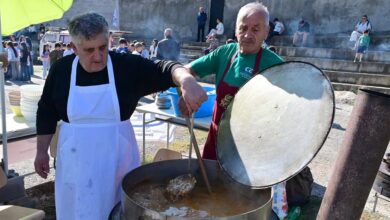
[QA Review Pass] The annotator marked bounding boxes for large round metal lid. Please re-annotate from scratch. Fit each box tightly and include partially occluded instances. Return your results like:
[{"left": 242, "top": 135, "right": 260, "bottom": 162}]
[{"left": 217, "top": 61, "right": 335, "bottom": 188}]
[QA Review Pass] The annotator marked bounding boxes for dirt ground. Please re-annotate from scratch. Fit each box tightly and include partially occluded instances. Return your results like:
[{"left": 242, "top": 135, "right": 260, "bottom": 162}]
[{"left": 3, "top": 67, "right": 390, "bottom": 219}]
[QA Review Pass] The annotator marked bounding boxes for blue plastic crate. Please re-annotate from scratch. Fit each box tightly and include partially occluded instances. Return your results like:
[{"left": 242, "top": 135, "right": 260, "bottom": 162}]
[{"left": 166, "top": 86, "right": 216, "bottom": 118}]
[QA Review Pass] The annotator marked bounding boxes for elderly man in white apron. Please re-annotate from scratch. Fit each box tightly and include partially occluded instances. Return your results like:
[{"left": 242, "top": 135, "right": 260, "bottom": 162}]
[{"left": 34, "top": 12, "right": 206, "bottom": 220}]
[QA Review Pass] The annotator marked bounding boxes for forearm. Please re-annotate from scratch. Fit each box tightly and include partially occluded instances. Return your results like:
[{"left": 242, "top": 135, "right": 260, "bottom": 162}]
[
  {"left": 37, "top": 134, "right": 53, "bottom": 154},
  {"left": 172, "top": 66, "right": 197, "bottom": 87}
]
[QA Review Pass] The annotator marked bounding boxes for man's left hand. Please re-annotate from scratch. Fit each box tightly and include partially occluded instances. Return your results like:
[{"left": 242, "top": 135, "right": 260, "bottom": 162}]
[
  {"left": 180, "top": 76, "right": 207, "bottom": 114},
  {"left": 172, "top": 67, "right": 207, "bottom": 115}
]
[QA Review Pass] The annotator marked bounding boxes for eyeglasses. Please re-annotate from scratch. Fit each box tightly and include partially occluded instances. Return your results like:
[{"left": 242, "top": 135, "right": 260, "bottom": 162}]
[{"left": 362, "top": 17, "right": 367, "bottom": 20}]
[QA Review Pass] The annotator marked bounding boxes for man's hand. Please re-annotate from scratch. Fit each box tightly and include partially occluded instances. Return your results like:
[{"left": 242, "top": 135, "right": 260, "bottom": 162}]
[
  {"left": 34, "top": 151, "right": 50, "bottom": 179},
  {"left": 35, "top": 134, "right": 54, "bottom": 179},
  {"left": 172, "top": 67, "right": 207, "bottom": 115}
]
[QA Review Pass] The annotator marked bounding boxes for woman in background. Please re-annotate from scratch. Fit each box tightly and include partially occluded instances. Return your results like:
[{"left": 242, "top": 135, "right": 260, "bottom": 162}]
[
  {"left": 349, "top": 15, "right": 371, "bottom": 49},
  {"left": 149, "top": 39, "right": 158, "bottom": 61},
  {"left": 41, "top": 44, "right": 50, "bottom": 80},
  {"left": 5, "top": 41, "right": 20, "bottom": 80},
  {"left": 19, "top": 42, "right": 32, "bottom": 81}
]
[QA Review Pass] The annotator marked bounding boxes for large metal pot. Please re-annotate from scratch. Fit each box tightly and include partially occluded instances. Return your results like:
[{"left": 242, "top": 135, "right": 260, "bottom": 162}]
[
  {"left": 120, "top": 61, "right": 335, "bottom": 220},
  {"left": 121, "top": 159, "right": 273, "bottom": 219}
]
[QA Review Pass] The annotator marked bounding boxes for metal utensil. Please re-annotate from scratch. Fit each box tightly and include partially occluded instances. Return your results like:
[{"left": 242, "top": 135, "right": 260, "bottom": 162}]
[
  {"left": 185, "top": 114, "right": 212, "bottom": 194},
  {"left": 166, "top": 114, "right": 212, "bottom": 200}
]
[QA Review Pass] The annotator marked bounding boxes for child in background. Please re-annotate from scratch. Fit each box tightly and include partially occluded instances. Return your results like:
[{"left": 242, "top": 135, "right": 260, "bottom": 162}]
[{"left": 354, "top": 30, "right": 370, "bottom": 63}]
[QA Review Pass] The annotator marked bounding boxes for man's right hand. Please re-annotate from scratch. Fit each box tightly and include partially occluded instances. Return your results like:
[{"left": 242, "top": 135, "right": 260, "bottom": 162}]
[
  {"left": 35, "top": 134, "right": 54, "bottom": 178},
  {"left": 34, "top": 151, "right": 50, "bottom": 179}
]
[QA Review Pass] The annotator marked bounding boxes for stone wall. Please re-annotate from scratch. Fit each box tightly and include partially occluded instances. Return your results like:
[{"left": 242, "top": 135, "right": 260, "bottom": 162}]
[
  {"left": 48, "top": 0, "right": 120, "bottom": 30},
  {"left": 224, "top": 0, "right": 389, "bottom": 37},
  {"left": 119, "top": 0, "right": 209, "bottom": 41},
  {"left": 48, "top": 0, "right": 389, "bottom": 40}
]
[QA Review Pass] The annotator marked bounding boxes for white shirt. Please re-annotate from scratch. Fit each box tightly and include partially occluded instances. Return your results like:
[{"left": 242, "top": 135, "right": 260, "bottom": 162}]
[
  {"left": 216, "top": 23, "right": 224, "bottom": 35},
  {"left": 149, "top": 45, "right": 158, "bottom": 58},
  {"left": 274, "top": 21, "right": 285, "bottom": 34},
  {"left": 7, "top": 48, "right": 18, "bottom": 61},
  {"left": 355, "top": 21, "right": 371, "bottom": 33},
  {"left": 63, "top": 49, "right": 74, "bottom": 57}
]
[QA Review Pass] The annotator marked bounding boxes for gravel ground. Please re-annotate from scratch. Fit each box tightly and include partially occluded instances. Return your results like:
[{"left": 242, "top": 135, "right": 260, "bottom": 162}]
[{"left": 2, "top": 66, "right": 390, "bottom": 219}]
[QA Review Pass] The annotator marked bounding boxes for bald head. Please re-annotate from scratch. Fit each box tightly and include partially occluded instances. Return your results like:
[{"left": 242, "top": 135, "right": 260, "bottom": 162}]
[{"left": 164, "top": 28, "right": 173, "bottom": 38}]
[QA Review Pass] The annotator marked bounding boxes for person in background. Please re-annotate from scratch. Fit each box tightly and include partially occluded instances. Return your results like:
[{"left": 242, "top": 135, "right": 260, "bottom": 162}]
[
  {"left": 292, "top": 18, "right": 310, "bottom": 47},
  {"left": 266, "top": 20, "right": 275, "bottom": 42},
  {"left": 18, "top": 35, "right": 26, "bottom": 45},
  {"left": 19, "top": 42, "right": 32, "bottom": 81},
  {"left": 27, "top": 24, "right": 37, "bottom": 40},
  {"left": 207, "top": 18, "right": 224, "bottom": 38},
  {"left": 140, "top": 42, "right": 149, "bottom": 59},
  {"left": 5, "top": 41, "right": 20, "bottom": 80},
  {"left": 10, "top": 35, "right": 17, "bottom": 42},
  {"left": 34, "top": 12, "right": 206, "bottom": 220},
  {"left": 349, "top": 15, "right": 371, "bottom": 49},
  {"left": 272, "top": 18, "right": 285, "bottom": 36},
  {"left": 266, "top": 18, "right": 285, "bottom": 43},
  {"left": 38, "top": 24, "right": 46, "bottom": 40},
  {"left": 128, "top": 43, "right": 135, "bottom": 53},
  {"left": 116, "top": 38, "right": 129, "bottom": 54},
  {"left": 149, "top": 39, "right": 158, "bottom": 60},
  {"left": 353, "top": 30, "right": 370, "bottom": 63},
  {"left": 25, "top": 36, "right": 33, "bottom": 51},
  {"left": 49, "top": 42, "right": 63, "bottom": 66},
  {"left": 204, "top": 33, "right": 219, "bottom": 55},
  {"left": 197, "top": 6, "right": 207, "bottom": 42},
  {"left": 63, "top": 43, "right": 74, "bottom": 57},
  {"left": 132, "top": 42, "right": 143, "bottom": 55},
  {"left": 40, "top": 44, "right": 50, "bottom": 80},
  {"left": 61, "top": 43, "right": 66, "bottom": 53},
  {"left": 157, "top": 28, "right": 180, "bottom": 61}
]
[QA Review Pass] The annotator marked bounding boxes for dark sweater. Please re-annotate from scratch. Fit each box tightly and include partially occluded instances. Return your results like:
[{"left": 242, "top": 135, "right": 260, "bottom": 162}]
[{"left": 37, "top": 51, "right": 180, "bottom": 135}]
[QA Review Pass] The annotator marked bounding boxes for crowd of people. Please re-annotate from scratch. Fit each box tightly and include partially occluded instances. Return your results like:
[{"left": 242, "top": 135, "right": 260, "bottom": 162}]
[
  {"left": 2, "top": 35, "right": 34, "bottom": 81},
  {"left": 2, "top": 35, "right": 76, "bottom": 81},
  {"left": 108, "top": 28, "right": 180, "bottom": 62}
]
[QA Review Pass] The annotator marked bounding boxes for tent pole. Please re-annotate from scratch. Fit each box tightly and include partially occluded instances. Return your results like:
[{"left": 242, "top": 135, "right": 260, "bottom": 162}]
[{"left": 0, "top": 14, "right": 9, "bottom": 176}]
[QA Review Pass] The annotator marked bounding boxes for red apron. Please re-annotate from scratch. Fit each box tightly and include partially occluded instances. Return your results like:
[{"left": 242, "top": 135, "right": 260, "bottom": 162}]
[{"left": 202, "top": 48, "right": 263, "bottom": 160}]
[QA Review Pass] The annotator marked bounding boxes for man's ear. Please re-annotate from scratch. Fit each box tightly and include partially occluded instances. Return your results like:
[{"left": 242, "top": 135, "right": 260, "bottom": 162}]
[{"left": 70, "top": 42, "right": 78, "bottom": 55}]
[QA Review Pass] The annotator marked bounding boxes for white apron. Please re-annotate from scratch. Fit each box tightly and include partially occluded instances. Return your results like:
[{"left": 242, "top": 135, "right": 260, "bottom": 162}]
[{"left": 55, "top": 55, "right": 140, "bottom": 220}]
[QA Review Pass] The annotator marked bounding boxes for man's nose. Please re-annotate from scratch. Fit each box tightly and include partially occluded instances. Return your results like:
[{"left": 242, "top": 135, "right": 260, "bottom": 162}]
[
  {"left": 92, "top": 50, "right": 103, "bottom": 61},
  {"left": 243, "top": 31, "right": 252, "bottom": 38}
]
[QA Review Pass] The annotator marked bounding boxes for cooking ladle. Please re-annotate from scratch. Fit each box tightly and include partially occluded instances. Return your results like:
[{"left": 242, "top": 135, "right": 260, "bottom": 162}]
[
  {"left": 166, "top": 114, "right": 212, "bottom": 200},
  {"left": 185, "top": 114, "right": 212, "bottom": 194}
]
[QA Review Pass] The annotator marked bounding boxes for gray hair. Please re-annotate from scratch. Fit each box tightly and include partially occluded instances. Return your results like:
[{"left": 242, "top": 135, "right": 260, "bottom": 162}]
[
  {"left": 236, "top": 2, "right": 269, "bottom": 27},
  {"left": 164, "top": 28, "right": 173, "bottom": 38},
  {"left": 68, "top": 12, "right": 109, "bottom": 45}
]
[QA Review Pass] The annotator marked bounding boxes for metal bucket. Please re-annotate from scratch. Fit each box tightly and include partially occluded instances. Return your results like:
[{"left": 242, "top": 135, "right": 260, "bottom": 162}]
[{"left": 121, "top": 159, "right": 273, "bottom": 219}]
